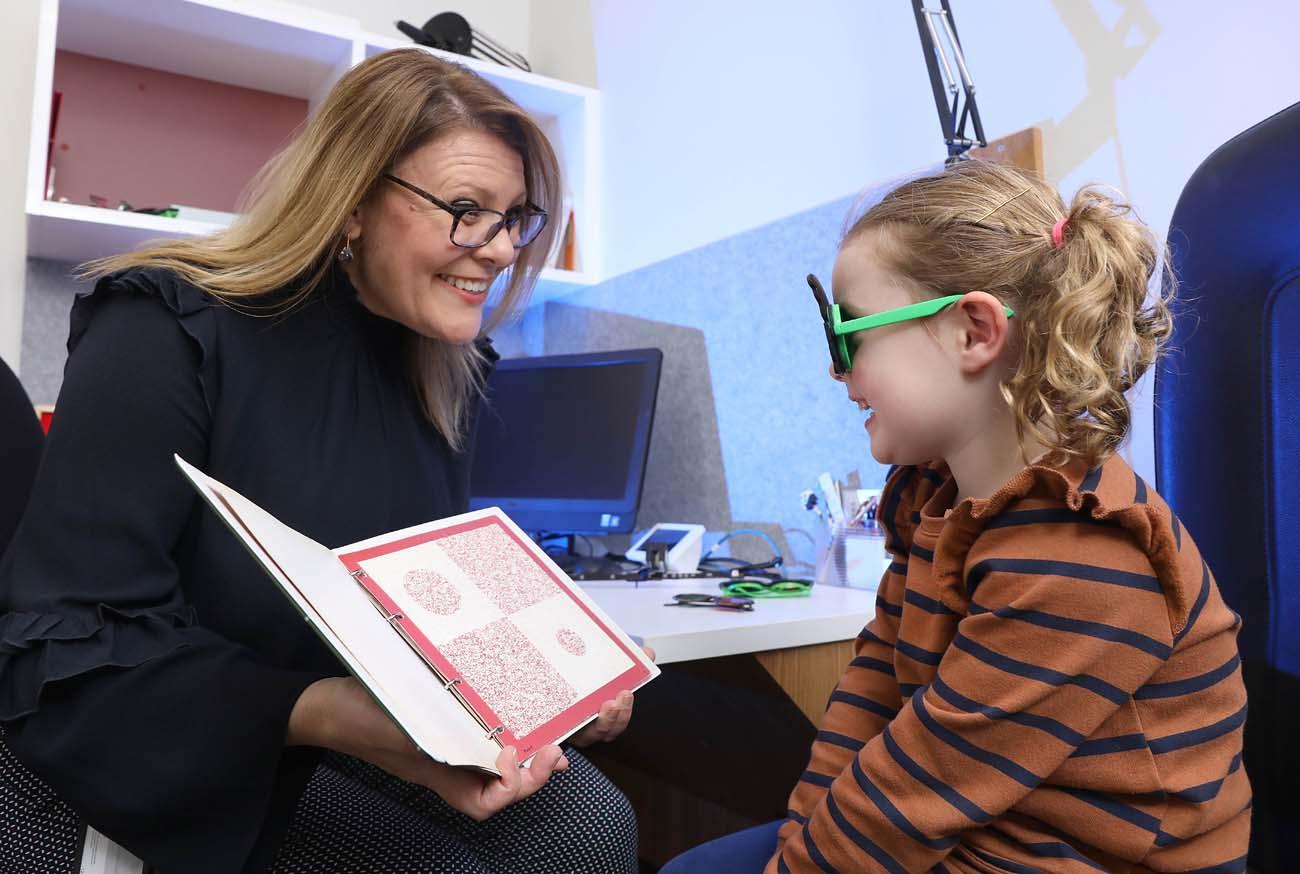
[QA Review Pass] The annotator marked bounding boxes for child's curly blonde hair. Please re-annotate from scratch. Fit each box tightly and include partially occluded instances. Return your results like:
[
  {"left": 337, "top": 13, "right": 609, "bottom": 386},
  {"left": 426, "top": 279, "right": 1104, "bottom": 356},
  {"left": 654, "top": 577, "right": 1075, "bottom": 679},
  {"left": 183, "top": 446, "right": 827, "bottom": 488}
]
[{"left": 843, "top": 160, "right": 1175, "bottom": 469}]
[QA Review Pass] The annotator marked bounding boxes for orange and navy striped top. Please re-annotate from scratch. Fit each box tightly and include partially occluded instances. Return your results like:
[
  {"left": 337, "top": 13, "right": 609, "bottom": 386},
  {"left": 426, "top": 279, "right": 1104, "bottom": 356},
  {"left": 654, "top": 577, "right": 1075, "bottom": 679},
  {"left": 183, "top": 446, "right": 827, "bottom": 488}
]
[{"left": 769, "top": 454, "right": 1250, "bottom": 873}]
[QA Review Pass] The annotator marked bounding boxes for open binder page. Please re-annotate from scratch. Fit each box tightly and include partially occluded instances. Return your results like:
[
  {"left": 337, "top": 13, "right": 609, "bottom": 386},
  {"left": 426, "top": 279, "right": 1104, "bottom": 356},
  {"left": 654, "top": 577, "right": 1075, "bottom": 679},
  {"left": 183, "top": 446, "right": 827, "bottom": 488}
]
[
  {"left": 174, "top": 456, "right": 502, "bottom": 773},
  {"left": 337, "top": 509, "right": 659, "bottom": 758}
]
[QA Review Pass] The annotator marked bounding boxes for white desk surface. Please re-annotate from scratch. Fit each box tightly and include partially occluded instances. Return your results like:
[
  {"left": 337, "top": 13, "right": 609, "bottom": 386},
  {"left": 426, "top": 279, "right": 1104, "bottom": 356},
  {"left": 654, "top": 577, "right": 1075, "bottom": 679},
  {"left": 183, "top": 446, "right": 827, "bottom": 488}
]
[{"left": 578, "top": 577, "right": 879, "bottom": 664}]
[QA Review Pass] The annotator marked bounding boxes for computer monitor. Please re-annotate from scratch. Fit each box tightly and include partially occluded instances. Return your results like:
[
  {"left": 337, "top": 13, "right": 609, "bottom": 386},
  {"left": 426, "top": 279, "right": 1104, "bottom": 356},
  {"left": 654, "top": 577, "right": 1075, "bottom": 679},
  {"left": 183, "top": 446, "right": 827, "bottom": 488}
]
[{"left": 468, "top": 348, "right": 663, "bottom": 537}]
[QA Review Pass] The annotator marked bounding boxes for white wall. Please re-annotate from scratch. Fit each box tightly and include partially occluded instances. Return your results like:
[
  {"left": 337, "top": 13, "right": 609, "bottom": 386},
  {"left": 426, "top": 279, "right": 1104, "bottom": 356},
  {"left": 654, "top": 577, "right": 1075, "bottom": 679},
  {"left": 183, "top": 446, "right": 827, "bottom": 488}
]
[
  {"left": 591, "top": 0, "right": 1300, "bottom": 481},
  {"left": 0, "top": 2, "right": 40, "bottom": 372},
  {"left": 591, "top": 0, "right": 935, "bottom": 278},
  {"left": 529, "top": 0, "right": 597, "bottom": 87}
]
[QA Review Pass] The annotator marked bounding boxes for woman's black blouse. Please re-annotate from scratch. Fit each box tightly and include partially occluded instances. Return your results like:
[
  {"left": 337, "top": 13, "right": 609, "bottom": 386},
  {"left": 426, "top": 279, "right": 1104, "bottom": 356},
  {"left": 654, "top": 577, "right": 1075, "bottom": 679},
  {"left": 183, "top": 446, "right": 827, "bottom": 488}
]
[{"left": 0, "top": 266, "right": 494, "bottom": 872}]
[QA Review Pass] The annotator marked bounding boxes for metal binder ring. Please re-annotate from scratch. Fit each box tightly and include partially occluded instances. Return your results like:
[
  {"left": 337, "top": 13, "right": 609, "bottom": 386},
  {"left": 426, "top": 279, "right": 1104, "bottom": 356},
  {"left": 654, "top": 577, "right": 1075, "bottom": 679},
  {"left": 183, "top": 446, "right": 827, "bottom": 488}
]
[
  {"left": 486, "top": 725, "right": 504, "bottom": 740},
  {"left": 445, "top": 677, "right": 462, "bottom": 690}
]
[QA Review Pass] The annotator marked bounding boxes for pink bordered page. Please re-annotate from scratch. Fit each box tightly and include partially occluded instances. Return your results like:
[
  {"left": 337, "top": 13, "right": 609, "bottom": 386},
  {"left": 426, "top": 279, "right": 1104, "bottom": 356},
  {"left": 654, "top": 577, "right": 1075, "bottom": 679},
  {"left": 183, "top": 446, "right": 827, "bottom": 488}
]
[
  {"left": 335, "top": 509, "right": 655, "bottom": 759},
  {"left": 174, "top": 455, "right": 657, "bottom": 775}
]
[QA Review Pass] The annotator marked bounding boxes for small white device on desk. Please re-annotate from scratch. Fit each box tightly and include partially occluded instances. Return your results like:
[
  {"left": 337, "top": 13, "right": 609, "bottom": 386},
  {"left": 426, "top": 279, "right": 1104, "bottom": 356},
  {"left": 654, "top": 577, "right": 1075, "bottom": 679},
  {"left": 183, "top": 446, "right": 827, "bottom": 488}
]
[{"left": 626, "top": 523, "right": 705, "bottom": 573}]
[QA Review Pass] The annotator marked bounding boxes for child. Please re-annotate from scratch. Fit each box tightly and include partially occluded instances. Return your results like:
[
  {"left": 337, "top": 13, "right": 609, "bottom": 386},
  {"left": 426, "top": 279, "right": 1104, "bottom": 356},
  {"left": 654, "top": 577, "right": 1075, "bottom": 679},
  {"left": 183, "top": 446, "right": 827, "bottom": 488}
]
[{"left": 662, "top": 161, "right": 1250, "bottom": 873}]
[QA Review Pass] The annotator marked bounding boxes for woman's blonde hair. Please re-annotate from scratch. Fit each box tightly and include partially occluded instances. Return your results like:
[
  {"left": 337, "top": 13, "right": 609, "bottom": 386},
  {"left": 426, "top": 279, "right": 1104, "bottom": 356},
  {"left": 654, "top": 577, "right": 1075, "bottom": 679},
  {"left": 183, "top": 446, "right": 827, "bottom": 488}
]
[
  {"left": 82, "top": 49, "right": 561, "bottom": 451},
  {"left": 843, "top": 160, "right": 1174, "bottom": 468}
]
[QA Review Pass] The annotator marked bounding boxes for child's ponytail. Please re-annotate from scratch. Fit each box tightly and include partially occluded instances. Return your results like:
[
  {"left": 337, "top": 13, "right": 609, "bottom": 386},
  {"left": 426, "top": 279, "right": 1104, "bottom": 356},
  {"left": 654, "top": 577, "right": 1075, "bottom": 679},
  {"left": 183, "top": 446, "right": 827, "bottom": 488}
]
[{"left": 1003, "top": 183, "right": 1175, "bottom": 466}]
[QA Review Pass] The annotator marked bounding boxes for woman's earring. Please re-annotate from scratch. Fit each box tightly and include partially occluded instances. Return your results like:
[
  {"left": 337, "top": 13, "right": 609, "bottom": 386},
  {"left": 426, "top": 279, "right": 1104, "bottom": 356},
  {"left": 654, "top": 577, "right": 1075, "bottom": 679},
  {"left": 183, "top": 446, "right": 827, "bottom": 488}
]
[{"left": 337, "top": 237, "right": 355, "bottom": 263}]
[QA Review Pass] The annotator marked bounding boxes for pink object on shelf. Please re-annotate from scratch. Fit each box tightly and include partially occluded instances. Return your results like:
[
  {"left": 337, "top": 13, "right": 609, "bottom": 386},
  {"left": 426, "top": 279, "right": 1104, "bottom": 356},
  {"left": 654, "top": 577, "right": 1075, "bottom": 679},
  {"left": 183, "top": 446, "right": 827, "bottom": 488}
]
[{"left": 50, "top": 50, "right": 308, "bottom": 212}]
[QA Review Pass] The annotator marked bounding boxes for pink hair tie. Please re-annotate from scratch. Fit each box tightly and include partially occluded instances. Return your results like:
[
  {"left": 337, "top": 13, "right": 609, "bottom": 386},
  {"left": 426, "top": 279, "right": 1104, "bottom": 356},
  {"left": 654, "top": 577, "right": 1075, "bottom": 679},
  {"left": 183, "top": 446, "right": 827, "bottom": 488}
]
[{"left": 1050, "top": 216, "right": 1069, "bottom": 248}]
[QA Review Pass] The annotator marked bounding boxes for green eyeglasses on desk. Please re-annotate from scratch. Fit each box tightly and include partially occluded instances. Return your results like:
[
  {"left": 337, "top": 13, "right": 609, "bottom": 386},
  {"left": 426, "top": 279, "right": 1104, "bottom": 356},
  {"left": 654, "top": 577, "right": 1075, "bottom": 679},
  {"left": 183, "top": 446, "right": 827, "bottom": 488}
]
[
  {"left": 719, "top": 579, "right": 812, "bottom": 598},
  {"left": 807, "top": 274, "right": 1015, "bottom": 376}
]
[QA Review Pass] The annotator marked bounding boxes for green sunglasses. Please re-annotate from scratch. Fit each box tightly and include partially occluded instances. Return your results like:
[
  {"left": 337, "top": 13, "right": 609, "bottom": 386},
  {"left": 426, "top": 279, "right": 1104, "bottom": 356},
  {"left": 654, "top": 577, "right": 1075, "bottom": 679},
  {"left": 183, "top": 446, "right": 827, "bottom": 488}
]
[
  {"left": 807, "top": 274, "right": 1015, "bottom": 375},
  {"left": 719, "top": 579, "right": 812, "bottom": 599}
]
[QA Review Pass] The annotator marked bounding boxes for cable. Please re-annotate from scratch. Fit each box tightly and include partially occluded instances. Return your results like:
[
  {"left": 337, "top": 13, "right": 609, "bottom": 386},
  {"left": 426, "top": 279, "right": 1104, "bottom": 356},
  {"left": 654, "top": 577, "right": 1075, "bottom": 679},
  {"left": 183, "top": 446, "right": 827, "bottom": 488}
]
[{"left": 701, "top": 528, "right": 783, "bottom": 567}]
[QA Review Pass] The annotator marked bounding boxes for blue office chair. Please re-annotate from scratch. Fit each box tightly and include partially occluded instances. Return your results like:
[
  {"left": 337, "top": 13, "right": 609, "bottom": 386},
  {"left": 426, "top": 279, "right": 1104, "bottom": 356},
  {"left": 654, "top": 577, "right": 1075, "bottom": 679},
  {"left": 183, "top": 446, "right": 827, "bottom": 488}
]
[{"left": 1154, "top": 101, "right": 1300, "bottom": 874}]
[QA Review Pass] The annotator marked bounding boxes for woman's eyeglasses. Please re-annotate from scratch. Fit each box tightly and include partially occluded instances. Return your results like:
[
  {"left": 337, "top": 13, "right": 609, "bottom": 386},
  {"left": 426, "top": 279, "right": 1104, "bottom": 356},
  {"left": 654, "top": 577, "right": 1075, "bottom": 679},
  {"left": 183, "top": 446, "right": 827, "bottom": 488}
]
[
  {"left": 807, "top": 273, "right": 1015, "bottom": 375},
  {"left": 384, "top": 174, "right": 548, "bottom": 250}
]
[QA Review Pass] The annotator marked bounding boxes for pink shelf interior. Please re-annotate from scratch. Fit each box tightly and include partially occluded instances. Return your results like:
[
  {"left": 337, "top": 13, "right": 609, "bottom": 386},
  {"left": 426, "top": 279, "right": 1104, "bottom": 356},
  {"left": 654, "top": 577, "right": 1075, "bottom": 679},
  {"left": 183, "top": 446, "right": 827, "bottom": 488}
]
[{"left": 49, "top": 49, "right": 309, "bottom": 213}]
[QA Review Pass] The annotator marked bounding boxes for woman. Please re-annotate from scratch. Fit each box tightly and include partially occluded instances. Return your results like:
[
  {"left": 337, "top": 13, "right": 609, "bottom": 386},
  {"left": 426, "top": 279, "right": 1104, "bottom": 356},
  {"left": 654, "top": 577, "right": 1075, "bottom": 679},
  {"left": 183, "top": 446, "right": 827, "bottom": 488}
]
[{"left": 0, "top": 50, "right": 639, "bottom": 873}]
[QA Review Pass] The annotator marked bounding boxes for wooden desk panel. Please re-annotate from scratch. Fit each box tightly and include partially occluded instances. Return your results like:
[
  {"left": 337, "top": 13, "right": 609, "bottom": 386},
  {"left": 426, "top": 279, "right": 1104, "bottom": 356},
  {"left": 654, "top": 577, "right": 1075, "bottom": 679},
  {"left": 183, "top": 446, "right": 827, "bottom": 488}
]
[{"left": 755, "top": 638, "right": 856, "bottom": 726}]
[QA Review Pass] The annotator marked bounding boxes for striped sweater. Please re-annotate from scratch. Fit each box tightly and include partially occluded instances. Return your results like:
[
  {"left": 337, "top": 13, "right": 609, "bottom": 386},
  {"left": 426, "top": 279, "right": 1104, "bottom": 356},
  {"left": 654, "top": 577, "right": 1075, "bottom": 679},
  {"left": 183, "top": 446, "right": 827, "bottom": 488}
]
[{"left": 769, "top": 455, "right": 1250, "bottom": 873}]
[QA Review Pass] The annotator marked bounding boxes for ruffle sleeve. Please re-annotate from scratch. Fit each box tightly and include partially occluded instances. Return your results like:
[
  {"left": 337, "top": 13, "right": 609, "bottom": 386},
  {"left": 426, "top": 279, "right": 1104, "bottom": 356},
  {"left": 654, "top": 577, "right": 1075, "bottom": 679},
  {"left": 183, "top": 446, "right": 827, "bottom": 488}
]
[{"left": 0, "top": 267, "right": 324, "bottom": 873}]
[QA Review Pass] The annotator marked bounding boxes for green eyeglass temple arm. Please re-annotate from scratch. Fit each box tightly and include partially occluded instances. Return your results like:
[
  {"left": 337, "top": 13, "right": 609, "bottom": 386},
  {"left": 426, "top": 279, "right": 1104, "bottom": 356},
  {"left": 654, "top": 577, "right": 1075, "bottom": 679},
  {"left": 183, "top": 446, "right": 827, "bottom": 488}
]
[{"left": 833, "top": 295, "right": 1016, "bottom": 336}]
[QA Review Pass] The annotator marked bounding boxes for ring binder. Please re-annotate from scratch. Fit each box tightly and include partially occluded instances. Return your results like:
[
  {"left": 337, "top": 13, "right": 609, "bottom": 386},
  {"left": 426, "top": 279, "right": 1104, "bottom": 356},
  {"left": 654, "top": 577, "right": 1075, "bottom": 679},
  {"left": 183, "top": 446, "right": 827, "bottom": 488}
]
[{"left": 351, "top": 577, "right": 507, "bottom": 747}]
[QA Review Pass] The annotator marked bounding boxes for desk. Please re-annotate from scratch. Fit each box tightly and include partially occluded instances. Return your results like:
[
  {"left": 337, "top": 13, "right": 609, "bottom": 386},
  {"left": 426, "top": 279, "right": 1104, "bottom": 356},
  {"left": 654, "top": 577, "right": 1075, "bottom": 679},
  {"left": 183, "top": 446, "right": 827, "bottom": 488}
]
[
  {"left": 581, "top": 576, "right": 876, "bottom": 723},
  {"left": 579, "top": 576, "right": 878, "bottom": 664},
  {"left": 578, "top": 577, "right": 878, "bottom": 865}
]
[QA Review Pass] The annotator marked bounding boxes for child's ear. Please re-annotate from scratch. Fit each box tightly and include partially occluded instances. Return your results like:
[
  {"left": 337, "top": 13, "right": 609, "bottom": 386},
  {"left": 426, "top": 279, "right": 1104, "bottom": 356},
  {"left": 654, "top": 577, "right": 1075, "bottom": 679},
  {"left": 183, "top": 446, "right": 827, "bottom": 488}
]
[{"left": 954, "top": 291, "right": 1011, "bottom": 375}]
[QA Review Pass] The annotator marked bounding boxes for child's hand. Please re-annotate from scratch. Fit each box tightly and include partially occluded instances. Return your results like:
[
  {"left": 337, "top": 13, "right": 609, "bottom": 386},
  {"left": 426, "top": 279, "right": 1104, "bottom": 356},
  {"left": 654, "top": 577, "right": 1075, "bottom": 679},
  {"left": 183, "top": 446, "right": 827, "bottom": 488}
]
[{"left": 569, "top": 645, "right": 654, "bottom": 747}]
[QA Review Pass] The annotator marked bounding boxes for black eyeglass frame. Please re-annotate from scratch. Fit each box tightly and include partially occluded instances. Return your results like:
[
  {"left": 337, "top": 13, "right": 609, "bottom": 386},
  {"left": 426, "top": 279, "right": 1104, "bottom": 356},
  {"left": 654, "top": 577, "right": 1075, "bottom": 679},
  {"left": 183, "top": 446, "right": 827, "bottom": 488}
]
[{"left": 383, "top": 173, "right": 548, "bottom": 250}]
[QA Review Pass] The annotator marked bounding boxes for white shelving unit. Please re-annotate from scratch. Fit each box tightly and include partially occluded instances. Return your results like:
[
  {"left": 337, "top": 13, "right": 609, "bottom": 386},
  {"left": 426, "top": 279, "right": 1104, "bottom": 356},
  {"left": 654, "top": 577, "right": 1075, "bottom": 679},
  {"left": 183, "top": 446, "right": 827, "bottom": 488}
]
[{"left": 26, "top": 0, "right": 601, "bottom": 305}]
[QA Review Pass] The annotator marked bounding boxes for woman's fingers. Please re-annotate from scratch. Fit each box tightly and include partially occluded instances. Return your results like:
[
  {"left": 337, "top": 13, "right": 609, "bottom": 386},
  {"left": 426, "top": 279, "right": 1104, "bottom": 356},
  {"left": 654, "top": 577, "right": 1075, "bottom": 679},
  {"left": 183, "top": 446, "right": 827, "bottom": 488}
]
[
  {"left": 472, "top": 746, "right": 523, "bottom": 818},
  {"left": 606, "top": 691, "right": 634, "bottom": 737},
  {"left": 515, "top": 744, "right": 565, "bottom": 800},
  {"left": 572, "top": 691, "right": 635, "bottom": 746}
]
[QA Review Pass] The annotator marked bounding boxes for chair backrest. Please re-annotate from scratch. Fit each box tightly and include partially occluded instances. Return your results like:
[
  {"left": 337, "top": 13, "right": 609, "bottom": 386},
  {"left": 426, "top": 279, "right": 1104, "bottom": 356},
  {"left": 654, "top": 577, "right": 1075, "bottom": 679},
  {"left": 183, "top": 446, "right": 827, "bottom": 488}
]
[
  {"left": 0, "top": 356, "right": 44, "bottom": 558},
  {"left": 1154, "top": 100, "right": 1300, "bottom": 874}
]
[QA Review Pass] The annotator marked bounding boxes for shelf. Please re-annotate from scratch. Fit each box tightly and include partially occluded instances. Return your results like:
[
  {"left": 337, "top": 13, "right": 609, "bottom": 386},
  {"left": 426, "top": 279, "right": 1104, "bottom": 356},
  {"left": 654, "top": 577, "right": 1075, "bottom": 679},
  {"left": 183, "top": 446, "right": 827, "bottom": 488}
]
[
  {"left": 25, "top": 199, "right": 594, "bottom": 304},
  {"left": 27, "top": 0, "right": 604, "bottom": 293},
  {"left": 58, "top": 0, "right": 357, "bottom": 104},
  {"left": 26, "top": 201, "right": 223, "bottom": 263}
]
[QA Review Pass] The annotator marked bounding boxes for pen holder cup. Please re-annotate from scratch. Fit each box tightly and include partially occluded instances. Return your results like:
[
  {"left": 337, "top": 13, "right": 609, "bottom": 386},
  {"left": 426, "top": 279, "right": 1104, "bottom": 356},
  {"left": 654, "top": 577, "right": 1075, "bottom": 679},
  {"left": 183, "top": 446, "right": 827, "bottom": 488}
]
[{"left": 815, "top": 523, "right": 887, "bottom": 590}]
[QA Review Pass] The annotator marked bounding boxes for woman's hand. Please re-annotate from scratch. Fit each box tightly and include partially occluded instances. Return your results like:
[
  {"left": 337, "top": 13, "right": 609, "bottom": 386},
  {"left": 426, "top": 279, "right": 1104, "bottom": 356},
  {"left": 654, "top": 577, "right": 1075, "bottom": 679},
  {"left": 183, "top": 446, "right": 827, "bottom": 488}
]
[
  {"left": 569, "top": 644, "right": 655, "bottom": 748},
  {"left": 422, "top": 743, "right": 567, "bottom": 822},
  {"left": 287, "top": 676, "right": 567, "bottom": 820}
]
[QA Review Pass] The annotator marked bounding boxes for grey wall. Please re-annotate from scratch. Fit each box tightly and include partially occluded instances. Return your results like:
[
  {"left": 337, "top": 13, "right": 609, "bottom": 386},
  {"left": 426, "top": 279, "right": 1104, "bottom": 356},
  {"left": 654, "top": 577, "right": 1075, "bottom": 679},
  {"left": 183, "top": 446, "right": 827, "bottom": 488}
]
[{"left": 20, "top": 259, "right": 84, "bottom": 406}]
